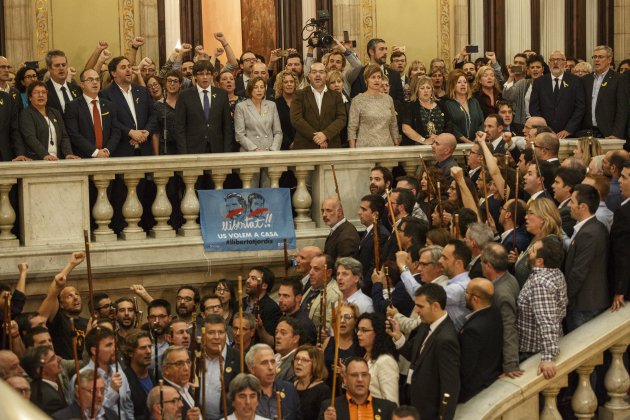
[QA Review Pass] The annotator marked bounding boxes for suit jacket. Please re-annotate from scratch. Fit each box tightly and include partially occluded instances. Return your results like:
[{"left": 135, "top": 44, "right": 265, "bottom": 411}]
[
  {"left": 290, "top": 86, "right": 347, "bottom": 149},
  {"left": 0, "top": 90, "right": 25, "bottom": 160},
  {"left": 31, "top": 380, "right": 68, "bottom": 415},
  {"left": 399, "top": 316, "right": 460, "bottom": 420},
  {"left": 356, "top": 224, "right": 389, "bottom": 295},
  {"left": 163, "top": 377, "right": 196, "bottom": 419},
  {"left": 529, "top": 72, "right": 585, "bottom": 135},
  {"left": 19, "top": 106, "right": 73, "bottom": 159},
  {"left": 559, "top": 201, "right": 576, "bottom": 237},
  {"left": 459, "top": 306, "right": 503, "bottom": 402},
  {"left": 301, "top": 280, "right": 342, "bottom": 331},
  {"left": 123, "top": 366, "right": 152, "bottom": 420},
  {"left": 235, "top": 74, "right": 247, "bottom": 98},
  {"left": 45, "top": 79, "right": 81, "bottom": 113},
  {"left": 492, "top": 271, "right": 520, "bottom": 373},
  {"left": 350, "top": 65, "right": 404, "bottom": 103},
  {"left": 581, "top": 70, "right": 629, "bottom": 138},
  {"left": 234, "top": 99, "right": 283, "bottom": 151},
  {"left": 324, "top": 220, "right": 360, "bottom": 262},
  {"left": 318, "top": 394, "right": 397, "bottom": 420},
  {"left": 501, "top": 226, "right": 530, "bottom": 254},
  {"left": 611, "top": 201, "right": 630, "bottom": 299},
  {"left": 468, "top": 257, "right": 483, "bottom": 279},
  {"left": 505, "top": 122, "right": 525, "bottom": 137},
  {"left": 175, "top": 86, "right": 234, "bottom": 154},
  {"left": 565, "top": 217, "right": 610, "bottom": 310},
  {"left": 52, "top": 401, "right": 118, "bottom": 420},
  {"left": 64, "top": 95, "right": 121, "bottom": 158},
  {"left": 99, "top": 82, "right": 158, "bottom": 156}
]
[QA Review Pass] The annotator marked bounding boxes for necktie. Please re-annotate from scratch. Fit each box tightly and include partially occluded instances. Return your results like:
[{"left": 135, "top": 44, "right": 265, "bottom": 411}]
[
  {"left": 203, "top": 89, "right": 210, "bottom": 120},
  {"left": 60, "top": 86, "right": 71, "bottom": 110},
  {"left": 92, "top": 100, "right": 103, "bottom": 149},
  {"left": 553, "top": 78, "right": 560, "bottom": 100}
]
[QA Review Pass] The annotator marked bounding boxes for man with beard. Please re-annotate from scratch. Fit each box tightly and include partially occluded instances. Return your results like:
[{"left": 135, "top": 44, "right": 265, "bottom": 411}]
[
  {"left": 462, "top": 61, "right": 476, "bottom": 84},
  {"left": 146, "top": 384, "right": 184, "bottom": 420},
  {"left": 147, "top": 299, "right": 172, "bottom": 376},
  {"left": 232, "top": 313, "right": 257, "bottom": 355},
  {"left": 114, "top": 297, "right": 138, "bottom": 340},
  {"left": 175, "top": 285, "right": 200, "bottom": 324},
  {"left": 277, "top": 278, "right": 316, "bottom": 345},
  {"left": 38, "top": 252, "right": 88, "bottom": 360},
  {"left": 91, "top": 292, "right": 116, "bottom": 322},
  {"left": 322, "top": 196, "right": 360, "bottom": 262},
  {"left": 124, "top": 331, "right": 154, "bottom": 420},
  {"left": 71, "top": 327, "right": 134, "bottom": 419},
  {"left": 350, "top": 37, "right": 404, "bottom": 102},
  {"left": 21, "top": 346, "right": 67, "bottom": 415},
  {"left": 369, "top": 165, "right": 393, "bottom": 198},
  {"left": 245, "top": 266, "right": 282, "bottom": 345}
]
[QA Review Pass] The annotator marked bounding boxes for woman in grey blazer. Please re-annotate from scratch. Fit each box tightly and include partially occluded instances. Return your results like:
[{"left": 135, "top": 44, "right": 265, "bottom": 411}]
[{"left": 234, "top": 76, "right": 283, "bottom": 187}]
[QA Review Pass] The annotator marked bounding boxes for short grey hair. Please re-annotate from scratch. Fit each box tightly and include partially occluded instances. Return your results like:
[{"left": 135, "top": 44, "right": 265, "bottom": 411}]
[
  {"left": 77, "top": 369, "right": 102, "bottom": 387},
  {"left": 161, "top": 345, "right": 187, "bottom": 368},
  {"left": 147, "top": 384, "right": 177, "bottom": 410},
  {"left": 228, "top": 373, "right": 262, "bottom": 401},
  {"left": 419, "top": 245, "right": 443, "bottom": 264},
  {"left": 335, "top": 257, "right": 363, "bottom": 277},
  {"left": 594, "top": 45, "right": 613, "bottom": 57},
  {"left": 245, "top": 343, "right": 273, "bottom": 370},
  {"left": 466, "top": 222, "right": 494, "bottom": 248},
  {"left": 480, "top": 242, "right": 509, "bottom": 272}
]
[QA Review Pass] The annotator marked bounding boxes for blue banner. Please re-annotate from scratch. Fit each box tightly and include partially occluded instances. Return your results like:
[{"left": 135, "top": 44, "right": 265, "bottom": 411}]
[{"left": 198, "top": 188, "right": 296, "bottom": 252}]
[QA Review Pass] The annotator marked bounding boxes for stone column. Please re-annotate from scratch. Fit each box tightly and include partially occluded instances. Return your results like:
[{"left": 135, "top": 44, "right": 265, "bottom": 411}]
[
  {"left": 150, "top": 172, "right": 176, "bottom": 239},
  {"left": 505, "top": 0, "right": 532, "bottom": 58},
  {"left": 0, "top": 180, "right": 18, "bottom": 248},
  {"left": 540, "top": 375, "right": 568, "bottom": 420},
  {"left": 121, "top": 173, "right": 146, "bottom": 240},
  {"left": 92, "top": 174, "right": 117, "bottom": 242},
  {"left": 540, "top": 1, "right": 565, "bottom": 57},
  {"left": 292, "top": 165, "right": 316, "bottom": 229},
  {"left": 600, "top": 339, "right": 630, "bottom": 419},
  {"left": 469, "top": 0, "right": 485, "bottom": 57},
  {"left": 453, "top": 0, "right": 469, "bottom": 58},
  {"left": 164, "top": 0, "right": 182, "bottom": 51},
  {"left": 211, "top": 169, "right": 231, "bottom": 190},
  {"left": 138, "top": 0, "right": 159, "bottom": 63},
  {"left": 332, "top": 0, "right": 361, "bottom": 43},
  {"left": 614, "top": 0, "right": 630, "bottom": 64},
  {"left": 4, "top": 0, "right": 36, "bottom": 68},
  {"left": 268, "top": 166, "right": 288, "bottom": 188},
  {"left": 179, "top": 170, "right": 202, "bottom": 237},
  {"left": 238, "top": 168, "right": 259, "bottom": 189},
  {"left": 571, "top": 354, "right": 602, "bottom": 419}
]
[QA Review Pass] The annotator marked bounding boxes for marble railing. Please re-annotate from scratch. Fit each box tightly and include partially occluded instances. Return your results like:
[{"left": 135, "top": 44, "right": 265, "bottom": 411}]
[
  {"left": 0, "top": 139, "right": 624, "bottom": 292},
  {"left": 454, "top": 304, "right": 630, "bottom": 420}
]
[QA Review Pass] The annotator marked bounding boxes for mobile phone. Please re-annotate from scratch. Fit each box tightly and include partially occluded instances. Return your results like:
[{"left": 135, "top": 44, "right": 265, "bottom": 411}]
[
  {"left": 25, "top": 60, "right": 39, "bottom": 69},
  {"left": 277, "top": 49, "right": 289, "bottom": 57},
  {"left": 512, "top": 65, "right": 523, "bottom": 73},
  {"left": 398, "top": 46, "right": 407, "bottom": 53},
  {"left": 351, "top": 40, "right": 357, "bottom": 48},
  {"left": 465, "top": 45, "right": 479, "bottom": 54},
  {"left": 343, "top": 31, "right": 350, "bottom": 42}
]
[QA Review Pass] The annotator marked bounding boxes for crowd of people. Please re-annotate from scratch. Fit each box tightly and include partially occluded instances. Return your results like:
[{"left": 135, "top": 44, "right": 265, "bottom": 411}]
[{"left": 0, "top": 27, "right": 630, "bottom": 420}]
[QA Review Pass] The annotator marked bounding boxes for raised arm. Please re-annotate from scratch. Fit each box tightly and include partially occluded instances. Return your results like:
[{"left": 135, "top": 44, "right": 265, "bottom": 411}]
[
  {"left": 84, "top": 41, "right": 109, "bottom": 71},
  {"left": 214, "top": 33, "right": 237, "bottom": 66},
  {"left": 476, "top": 132, "right": 508, "bottom": 199},
  {"left": 451, "top": 166, "right": 482, "bottom": 221},
  {"left": 38, "top": 252, "right": 85, "bottom": 322}
]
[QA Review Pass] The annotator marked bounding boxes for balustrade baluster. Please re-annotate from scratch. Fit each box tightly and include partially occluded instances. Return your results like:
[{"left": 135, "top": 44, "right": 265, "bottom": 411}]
[
  {"left": 0, "top": 179, "right": 18, "bottom": 247},
  {"left": 211, "top": 169, "right": 231, "bottom": 190},
  {"left": 91, "top": 174, "right": 116, "bottom": 242},
  {"left": 150, "top": 172, "right": 175, "bottom": 238},
  {"left": 402, "top": 161, "right": 419, "bottom": 177},
  {"left": 238, "top": 168, "right": 259, "bottom": 189},
  {"left": 179, "top": 170, "right": 202, "bottom": 237},
  {"left": 600, "top": 339, "right": 630, "bottom": 419},
  {"left": 540, "top": 375, "right": 567, "bottom": 420},
  {"left": 292, "top": 165, "right": 315, "bottom": 229},
  {"left": 571, "top": 354, "right": 602, "bottom": 419},
  {"left": 121, "top": 173, "right": 146, "bottom": 240},
  {"left": 268, "top": 166, "right": 287, "bottom": 188}
]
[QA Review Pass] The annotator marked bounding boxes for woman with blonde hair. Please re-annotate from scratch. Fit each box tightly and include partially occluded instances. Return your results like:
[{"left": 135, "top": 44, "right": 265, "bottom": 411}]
[
  {"left": 512, "top": 197, "right": 563, "bottom": 287},
  {"left": 572, "top": 61, "right": 592, "bottom": 77},
  {"left": 347, "top": 64, "right": 400, "bottom": 147},
  {"left": 327, "top": 70, "right": 350, "bottom": 147},
  {"left": 439, "top": 69, "right": 484, "bottom": 143},
  {"left": 472, "top": 65, "right": 502, "bottom": 116},
  {"left": 401, "top": 75, "right": 447, "bottom": 145},
  {"left": 573, "top": 137, "right": 602, "bottom": 166},
  {"left": 293, "top": 345, "right": 330, "bottom": 420},
  {"left": 274, "top": 69, "right": 299, "bottom": 149},
  {"left": 429, "top": 67, "right": 446, "bottom": 98}
]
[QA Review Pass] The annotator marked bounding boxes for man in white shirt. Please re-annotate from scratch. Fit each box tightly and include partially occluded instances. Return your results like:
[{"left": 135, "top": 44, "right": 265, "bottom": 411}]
[
  {"left": 44, "top": 50, "right": 81, "bottom": 113},
  {"left": 335, "top": 257, "right": 374, "bottom": 313}
]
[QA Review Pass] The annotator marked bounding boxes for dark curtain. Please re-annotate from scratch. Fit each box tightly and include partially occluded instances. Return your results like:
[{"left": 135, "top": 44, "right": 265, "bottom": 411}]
[{"left": 180, "top": 0, "right": 203, "bottom": 59}]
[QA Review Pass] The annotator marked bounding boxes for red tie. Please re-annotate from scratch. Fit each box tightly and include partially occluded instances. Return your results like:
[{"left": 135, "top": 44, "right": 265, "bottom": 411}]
[{"left": 92, "top": 99, "right": 103, "bottom": 149}]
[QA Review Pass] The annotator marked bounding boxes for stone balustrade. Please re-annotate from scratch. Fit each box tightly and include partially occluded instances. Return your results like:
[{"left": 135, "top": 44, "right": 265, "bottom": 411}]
[
  {"left": 0, "top": 140, "right": 624, "bottom": 309},
  {"left": 454, "top": 304, "right": 630, "bottom": 419}
]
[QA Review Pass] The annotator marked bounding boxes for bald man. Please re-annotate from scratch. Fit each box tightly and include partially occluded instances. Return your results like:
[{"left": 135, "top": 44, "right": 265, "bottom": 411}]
[
  {"left": 294, "top": 246, "right": 323, "bottom": 290},
  {"left": 459, "top": 278, "right": 503, "bottom": 402},
  {"left": 523, "top": 116, "right": 548, "bottom": 144},
  {"left": 431, "top": 133, "right": 459, "bottom": 183},
  {"left": 0, "top": 350, "right": 24, "bottom": 378},
  {"left": 0, "top": 56, "right": 17, "bottom": 95},
  {"left": 322, "top": 197, "right": 360, "bottom": 262}
]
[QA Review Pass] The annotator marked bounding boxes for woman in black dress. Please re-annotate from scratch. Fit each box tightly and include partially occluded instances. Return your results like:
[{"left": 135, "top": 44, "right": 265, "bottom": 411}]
[
  {"left": 322, "top": 302, "right": 359, "bottom": 392},
  {"left": 293, "top": 345, "right": 331, "bottom": 420},
  {"left": 402, "top": 75, "right": 447, "bottom": 145}
]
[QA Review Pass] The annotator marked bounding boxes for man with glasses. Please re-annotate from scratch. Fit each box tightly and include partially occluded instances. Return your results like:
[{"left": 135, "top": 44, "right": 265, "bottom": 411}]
[
  {"left": 21, "top": 346, "right": 67, "bottom": 414},
  {"left": 320, "top": 357, "right": 396, "bottom": 420},
  {"left": 175, "top": 285, "right": 200, "bottom": 325},
  {"left": 530, "top": 50, "right": 585, "bottom": 139},
  {"left": 200, "top": 314, "right": 241, "bottom": 419},
  {"left": 244, "top": 266, "right": 281, "bottom": 343},
  {"left": 91, "top": 292, "right": 116, "bottom": 322},
  {"left": 465, "top": 141, "right": 484, "bottom": 184},
  {"left": 431, "top": 133, "right": 459, "bottom": 183},
  {"left": 532, "top": 131, "right": 560, "bottom": 167},
  {"left": 146, "top": 384, "right": 184, "bottom": 420},
  {"left": 175, "top": 60, "right": 233, "bottom": 155},
  {"left": 580, "top": 45, "right": 629, "bottom": 139},
  {"left": 53, "top": 369, "right": 118, "bottom": 420},
  {"left": 160, "top": 345, "right": 200, "bottom": 420},
  {"left": 65, "top": 68, "right": 120, "bottom": 158},
  {"left": 235, "top": 51, "right": 258, "bottom": 97}
]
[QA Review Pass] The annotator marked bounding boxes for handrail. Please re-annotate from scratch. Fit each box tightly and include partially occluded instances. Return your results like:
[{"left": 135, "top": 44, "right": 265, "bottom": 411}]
[
  {"left": 0, "top": 379, "right": 51, "bottom": 419},
  {"left": 454, "top": 304, "right": 630, "bottom": 419}
]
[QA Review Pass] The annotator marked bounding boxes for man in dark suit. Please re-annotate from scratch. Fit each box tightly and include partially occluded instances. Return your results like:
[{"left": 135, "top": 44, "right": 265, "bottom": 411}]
[
  {"left": 175, "top": 60, "right": 233, "bottom": 154},
  {"left": 389, "top": 283, "right": 460, "bottom": 420},
  {"left": 464, "top": 222, "right": 494, "bottom": 279},
  {"left": 100, "top": 56, "right": 157, "bottom": 157},
  {"left": 610, "top": 160, "right": 630, "bottom": 311},
  {"left": 52, "top": 369, "right": 118, "bottom": 420},
  {"left": 322, "top": 197, "right": 360, "bottom": 262},
  {"left": 350, "top": 38, "right": 404, "bottom": 102},
  {"left": 580, "top": 45, "right": 629, "bottom": 139},
  {"left": 161, "top": 345, "right": 200, "bottom": 419},
  {"left": 459, "top": 278, "right": 503, "bottom": 402},
  {"left": 235, "top": 50, "right": 257, "bottom": 97},
  {"left": 529, "top": 50, "right": 585, "bottom": 138},
  {"left": 565, "top": 184, "right": 610, "bottom": 331},
  {"left": 356, "top": 194, "right": 389, "bottom": 292},
  {"left": 22, "top": 346, "right": 68, "bottom": 415},
  {"left": 0, "top": 90, "right": 27, "bottom": 161},
  {"left": 290, "top": 62, "right": 347, "bottom": 149},
  {"left": 499, "top": 199, "right": 530, "bottom": 253},
  {"left": 319, "top": 357, "right": 396, "bottom": 420},
  {"left": 64, "top": 68, "right": 120, "bottom": 158},
  {"left": 123, "top": 331, "right": 153, "bottom": 420},
  {"left": 44, "top": 50, "right": 82, "bottom": 113},
  {"left": 552, "top": 167, "right": 584, "bottom": 237},
  {"left": 498, "top": 101, "right": 524, "bottom": 137}
]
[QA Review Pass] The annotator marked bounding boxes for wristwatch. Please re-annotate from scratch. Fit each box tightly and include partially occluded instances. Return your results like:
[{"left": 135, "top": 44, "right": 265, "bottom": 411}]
[{"left": 401, "top": 265, "right": 410, "bottom": 273}]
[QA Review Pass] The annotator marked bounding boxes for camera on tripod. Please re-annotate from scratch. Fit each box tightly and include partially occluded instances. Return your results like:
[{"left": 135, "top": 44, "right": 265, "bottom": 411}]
[{"left": 303, "top": 10, "right": 334, "bottom": 50}]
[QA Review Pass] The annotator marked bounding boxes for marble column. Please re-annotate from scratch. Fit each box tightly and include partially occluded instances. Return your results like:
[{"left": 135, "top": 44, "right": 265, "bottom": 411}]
[
  {"left": 164, "top": 0, "right": 182, "bottom": 52},
  {"left": 614, "top": 0, "right": 630, "bottom": 64},
  {"left": 469, "top": 0, "right": 485, "bottom": 59},
  {"left": 540, "top": 1, "right": 565, "bottom": 58},
  {"left": 505, "top": 0, "right": 532, "bottom": 58},
  {"left": 453, "top": 0, "right": 469, "bottom": 58},
  {"left": 4, "top": 0, "right": 37, "bottom": 68},
  {"left": 585, "top": 0, "right": 598, "bottom": 60},
  {"left": 138, "top": 0, "right": 159, "bottom": 63}
]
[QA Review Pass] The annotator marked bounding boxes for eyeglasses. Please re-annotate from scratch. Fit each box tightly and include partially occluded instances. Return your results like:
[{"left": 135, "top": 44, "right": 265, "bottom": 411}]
[
  {"left": 294, "top": 356, "right": 312, "bottom": 364},
  {"left": 176, "top": 296, "right": 194, "bottom": 303},
  {"left": 418, "top": 261, "right": 434, "bottom": 267},
  {"left": 80, "top": 387, "right": 106, "bottom": 395},
  {"left": 165, "top": 359, "right": 192, "bottom": 368},
  {"left": 355, "top": 327, "right": 374, "bottom": 334},
  {"left": 147, "top": 314, "right": 168, "bottom": 321},
  {"left": 82, "top": 77, "right": 101, "bottom": 83},
  {"left": 147, "top": 83, "right": 161, "bottom": 89},
  {"left": 24, "top": 74, "right": 38, "bottom": 80},
  {"left": 205, "top": 304, "right": 222, "bottom": 311},
  {"left": 166, "top": 79, "right": 181, "bottom": 84},
  {"left": 242, "top": 58, "right": 257, "bottom": 63},
  {"left": 163, "top": 397, "right": 182, "bottom": 405},
  {"left": 592, "top": 55, "right": 608, "bottom": 60},
  {"left": 96, "top": 303, "right": 112, "bottom": 311},
  {"left": 549, "top": 58, "right": 566, "bottom": 63},
  {"left": 339, "top": 314, "right": 354, "bottom": 321},
  {"left": 215, "top": 287, "right": 229, "bottom": 293}
]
